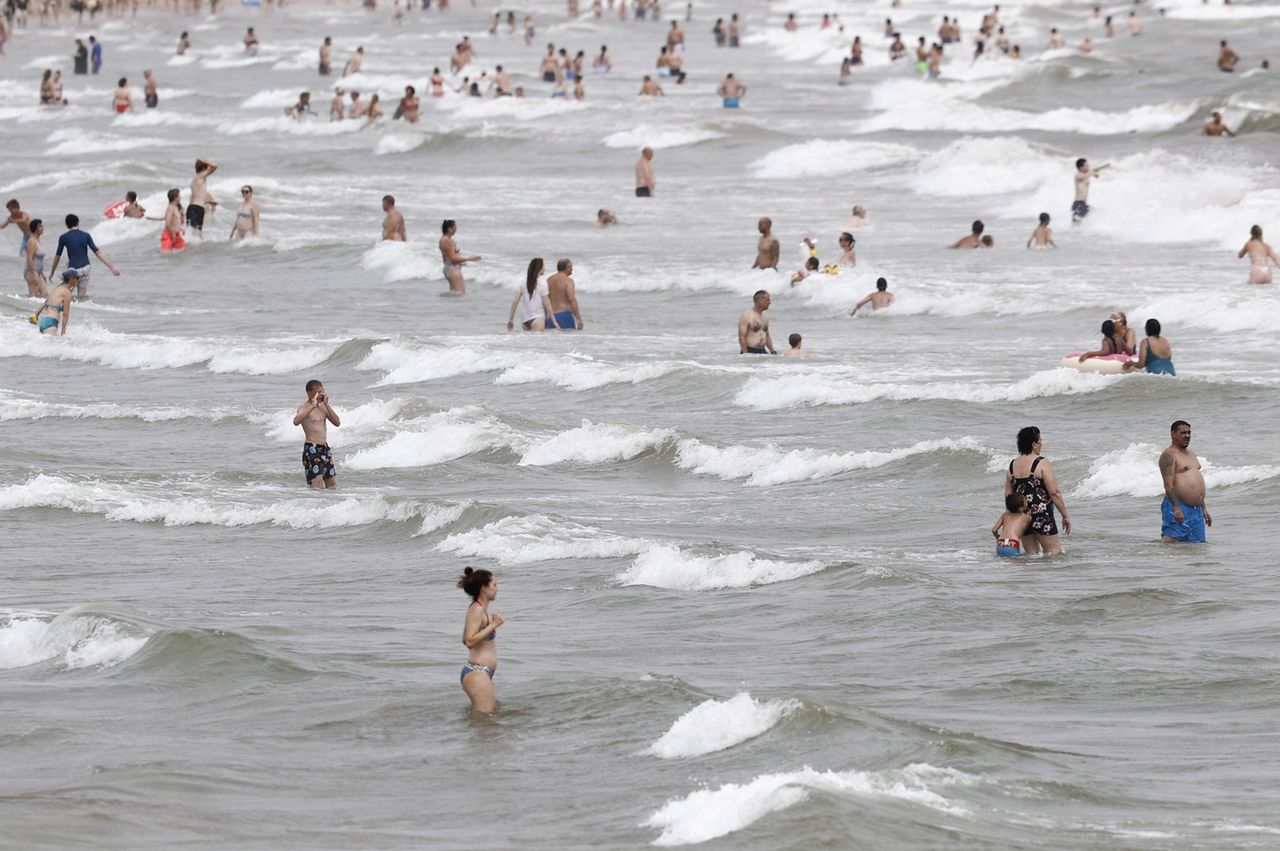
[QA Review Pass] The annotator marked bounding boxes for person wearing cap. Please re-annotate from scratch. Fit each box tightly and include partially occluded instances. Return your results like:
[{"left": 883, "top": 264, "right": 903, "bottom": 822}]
[
  {"left": 32, "top": 270, "right": 78, "bottom": 335},
  {"left": 48, "top": 213, "right": 120, "bottom": 298},
  {"left": 1201, "top": 111, "right": 1236, "bottom": 138}
]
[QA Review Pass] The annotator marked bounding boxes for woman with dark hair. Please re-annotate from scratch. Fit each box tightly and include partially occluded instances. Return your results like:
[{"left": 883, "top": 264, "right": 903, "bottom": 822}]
[
  {"left": 507, "top": 257, "right": 558, "bottom": 330},
  {"left": 458, "top": 567, "right": 502, "bottom": 713},
  {"left": 1239, "top": 224, "right": 1279, "bottom": 284},
  {"left": 439, "top": 219, "right": 480, "bottom": 294},
  {"left": 24, "top": 218, "right": 47, "bottom": 297},
  {"left": 1077, "top": 318, "right": 1123, "bottom": 363},
  {"left": 1124, "top": 318, "right": 1175, "bottom": 375},
  {"left": 1004, "top": 426, "right": 1071, "bottom": 555}
]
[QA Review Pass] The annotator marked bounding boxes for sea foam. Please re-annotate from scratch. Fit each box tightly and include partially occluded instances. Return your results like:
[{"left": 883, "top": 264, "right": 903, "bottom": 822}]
[{"left": 645, "top": 692, "right": 800, "bottom": 759}]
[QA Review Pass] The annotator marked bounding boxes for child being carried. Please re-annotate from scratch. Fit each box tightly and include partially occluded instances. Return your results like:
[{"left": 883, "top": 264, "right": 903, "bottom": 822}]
[{"left": 992, "top": 493, "right": 1032, "bottom": 557}]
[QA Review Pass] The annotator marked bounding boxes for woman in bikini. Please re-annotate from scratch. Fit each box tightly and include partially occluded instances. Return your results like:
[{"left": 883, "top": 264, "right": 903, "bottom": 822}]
[
  {"left": 1238, "top": 225, "right": 1280, "bottom": 284},
  {"left": 1004, "top": 426, "right": 1072, "bottom": 555},
  {"left": 458, "top": 567, "right": 502, "bottom": 714},
  {"left": 33, "top": 269, "right": 76, "bottom": 336},
  {"left": 24, "top": 218, "right": 47, "bottom": 297},
  {"left": 229, "top": 185, "right": 260, "bottom": 240}
]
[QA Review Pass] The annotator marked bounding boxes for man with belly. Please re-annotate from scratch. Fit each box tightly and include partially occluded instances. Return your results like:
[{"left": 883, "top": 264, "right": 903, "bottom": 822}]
[
  {"left": 738, "top": 290, "right": 775, "bottom": 354},
  {"left": 1159, "top": 420, "right": 1212, "bottom": 543}
]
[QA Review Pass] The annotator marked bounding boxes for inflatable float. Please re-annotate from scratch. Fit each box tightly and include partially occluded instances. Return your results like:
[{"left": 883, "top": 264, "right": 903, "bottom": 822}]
[
  {"left": 103, "top": 200, "right": 127, "bottom": 219},
  {"left": 1060, "top": 353, "right": 1137, "bottom": 374}
]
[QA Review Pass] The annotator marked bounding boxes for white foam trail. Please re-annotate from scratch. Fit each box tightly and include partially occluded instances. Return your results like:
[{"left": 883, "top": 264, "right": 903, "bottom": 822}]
[
  {"left": 520, "top": 420, "right": 675, "bottom": 466},
  {"left": 750, "top": 139, "right": 919, "bottom": 179},
  {"left": 435, "top": 514, "right": 649, "bottom": 566},
  {"left": 45, "top": 127, "right": 175, "bottom": 155},
  {"left": 345, "top": 410, "right": 523, "bottom": 470},
  {"left": 375, "top": 132, "right": 428, "bottom": 155},
  {"left": 645, "top": 693, "right": 800, "bottom": 759},
  {"left": 646, "top": 764, "right": 973, "bottom": 845},
  {"left": 0, "top": 390, "right": 225, "bottom": 423},
  {"left": 412, "top": 502, "right": 471, "bottom": 537},
  {"left": 359, "top": 341, "right": 521, "bottom": 384},
  {"left": 617, "top": 546, "right": 825, "bottom": 590},
  {"left": 0, "top": 323, "right": 336, "bottom": 376},
  {"left": 909, "top": 136, "right": 1063, "bottom": 197},
  {"left": 735, "top": 369, "right": 1123, "bottom": 411},
  {"left": 496, "top": 358, "right": 680, "bottom": 391},
  {"left": 0, "top": 475, "right": 430, "bottom": 530},
  {"left": 1071, "top": 444, "right": 1280, "bottom": 499},
  {"left": 675, "top": 437, "right": 991, "bottom": 486},
  {"left": 359, "top": 239, "right": 438, "bottom": 283},
  {"left": 602, "top": 125, "right": 725, "bottom": 150},
  {"left": 0, "top": 611, "right": 149, "bottom": 671}
]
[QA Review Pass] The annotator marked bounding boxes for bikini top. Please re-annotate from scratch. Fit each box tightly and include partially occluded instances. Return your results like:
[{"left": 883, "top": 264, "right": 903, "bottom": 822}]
[{"left": 473, "top": 602, "right": 496, "bottom": 640}]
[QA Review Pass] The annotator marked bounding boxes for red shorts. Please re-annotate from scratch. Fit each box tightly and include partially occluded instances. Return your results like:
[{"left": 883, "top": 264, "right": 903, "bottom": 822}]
[
  {"left": 161, "top": 230, "right": 186, "bottom": 252},
  {"left": 115, "top": 102, "right": 129, "bottom": 113}
]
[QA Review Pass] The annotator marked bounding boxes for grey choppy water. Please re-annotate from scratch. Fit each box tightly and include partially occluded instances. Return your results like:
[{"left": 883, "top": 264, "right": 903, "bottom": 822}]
[{"left": 3, "top": 0, "right": 1280, "bottom": 847}]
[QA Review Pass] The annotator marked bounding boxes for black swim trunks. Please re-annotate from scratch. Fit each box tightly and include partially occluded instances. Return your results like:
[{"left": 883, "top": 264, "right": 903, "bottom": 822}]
[
  {"left": 145, "top": 92, "right": 158, "bottom": 108},
  {"left": 303, "top": 442, "right": 336, "bottom": 483},
  {"left": 635, "top": 187, "right": 651, "bottom": 197},
  {"left": 1070, "top": 200, "right": 1089, "bottom": 222},
  {"left": 186, "top": 204, "right": 205, "bottom": 231},
  {"left": 744, "top": 346, "right": 771, "bottom": 354},
  {"left": 543, "top": 71, "right": 556, "bottom": 82}
]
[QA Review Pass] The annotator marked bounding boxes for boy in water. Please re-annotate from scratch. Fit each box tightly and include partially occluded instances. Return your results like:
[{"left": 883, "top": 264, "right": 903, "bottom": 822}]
[
  {"left": 1026, "top": 213, "right": 1056, "bottom": 249},
  {"left": 293, "top": 379, "right": 341, "bottom": 489},
  {"left": 992, "top": 493, "right": 1032, "bottom": 557}
]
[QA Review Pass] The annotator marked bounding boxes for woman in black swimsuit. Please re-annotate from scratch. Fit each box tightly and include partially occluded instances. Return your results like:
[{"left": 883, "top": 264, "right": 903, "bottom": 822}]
[{"left": 1004, "top": 426, "right": 1072, "bottom": 555}]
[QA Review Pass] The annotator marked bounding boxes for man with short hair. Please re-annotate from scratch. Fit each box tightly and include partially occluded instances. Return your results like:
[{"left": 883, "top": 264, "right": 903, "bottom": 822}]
[
  {"left": 783, "top": 332, "right": 805, "bottom": 357},
  {"left": 850, "top": 277, "right": 894, "bottom": 315},
  {"left": 635, "top": 147, "right": 656, "bottom": 196},
  {"left": 752, "top": 217, "right": 779, "bottom": 269},
  {"left": 546, "top": 258, "right": 584, "bottom": 330},
  {"left": 2, "top": 198, "right": 33, "bottom": 255},
  {"left": 1159, "top": 420, "right": 1212, "bottom": 543},
  {"left": 292, "top": 379, "right": 342, "bottom": 490},
  {"left": 381, "top": 195, "right": 405, "bottom": 241},
  {"left": 1218, "top": 40, "right": 1239, "bottom": 72},
  {"left": 143, "top": 69, "right": 158, "bottom": 109},
  {"left": 949, "top": 220, "right": 985, "bottom": 249},
  {"left": 1072, "top": 157, "right": 1108, "bottom": 222},
  {"left": 188, "top": 159, "right": 218, "bottom": 236},
  {"left": 738, "top": 290, "right": 775, "bottom": 354},
  {"left": 48, "top": 214, "right": 120, "bottom": 297},
  {"left": 1202, "top": 111, "right": 1236, "bottom": 137}
]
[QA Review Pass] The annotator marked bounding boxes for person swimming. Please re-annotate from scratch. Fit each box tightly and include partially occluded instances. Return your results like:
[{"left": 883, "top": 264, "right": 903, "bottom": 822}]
[
  {"left": 1123, "top": 318, "right": 1175, "bottom": 376},
  {"left": 458, "top": 567, "right": 502, "bottom": 714},
  {"left": 992, "top": 492, "right": 1032, "bottom": 557}
]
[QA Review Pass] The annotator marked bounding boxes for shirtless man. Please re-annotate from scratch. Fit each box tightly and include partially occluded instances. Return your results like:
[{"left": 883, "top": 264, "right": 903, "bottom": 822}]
[
  {"left": 493, "top": 65, "right": 512, "bottom": 96},
  {"left": 319, "top": 37, "right": 332, "bottom": 75},
  {"left": 381, "top": 195, "right": 405, "bottom": 241},
  {"left": 1202, "top": 111, "right": 1236, "bottom": 137},
  {"left": 639, "top": 75, "right": 664, "bottom": 96},
  {"left": 1027, "top": 212, "right": 1056, "bottom": 248},
  {"left": 738, "top": 290, "right": 775, "bottom": 354},
  {"left": 122, "top": 191, "right": 146, "bottom": 219},
  {"left": 546, "top": 258, "right": 584, "bottom": 329},
  {"left": 162, "top": 188, "right": 185, "bottom": 253},
  {"left": 293, "top": 379, "right": 342, "bottom": 490},
  {"left": 342, "top": 46, "right": 364, "bottom": 77},
  {"left": 1158, "top": 420, "right": 1211, "bottom": 543},
  {"left": 329, "top": 88, "right": 345, "bottom": 120},
  {"left": 349, "top": 91, "right": 366, "bottom": 118},
  {"left": 539, "top": 45, "right": 557, "bottom": 82},
  {"left": 635, "top": 148, "right": 655, "bottom": 196},
  {"left": 1218, "top": 40, "right": 1239, "bottom": 73},
  {"left": 1048, "top": 28, "right": 1066, "bottom": 49},
  {"left": 949, "top": 220, "right": 985, "bottom": 249},
  {"left": 752, "top": 217, "right": 780, "bottom": 269},
  {"left": 783, "top": 333, "right": 804, "bottom": 357},
  {"left": 143, "top": 70, "right": 158, "bottom": 109},
  {"left": 1072, "top": 157, "right": 1108, "bottom": 222},
  {"left": 850, "top": 277, "right": 894, "bottom": 315},
  {"left": 843, "top": 205, "right": 867, "bottom": 229},
  {"left": 187, "top": 159, "right": 217, "bottom": 237},
  {"left": 439, "top": 219, "right": 480, "bottom": 294},
  {"left": 2, "top": 198, "right": 33, "bottom": 257},
  {"left": 1238, "top": 225, "right": 1279, "bottom": 284},
  {"left": 399, "top": 86, "right": 420, "bottom": 122},
  {"left": 716, "top": 73, "right": 746, "bottom": 107},
  {"left": 111, "top": 78, "right": 134, "bottom": 113}
]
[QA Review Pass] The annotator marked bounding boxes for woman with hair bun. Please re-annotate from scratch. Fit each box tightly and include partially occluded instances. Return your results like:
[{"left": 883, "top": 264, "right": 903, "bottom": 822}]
[{"left": 458, "top": 567, "right": 502, "bottom": 713}]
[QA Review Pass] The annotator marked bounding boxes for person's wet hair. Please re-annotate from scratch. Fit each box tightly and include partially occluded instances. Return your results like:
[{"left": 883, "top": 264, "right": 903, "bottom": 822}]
[
  {"left": 28, "top": 218, "right": 42, "bottom": 232},
  {"left": 788, "top": 333, "right": 801, "bottom": 348},
  {"left": 442, "top": 219, "right": 456, "bottom": 234},
  {"left": 1171, "top": 420, "right": 1190, "bottom": 433},
  {"left": 126, "top": 191, "right": 137, "bottom": 202},
  {"left": 1145, "top": 318, "right": 1161, "bottom": 336},
  {"left": 1076, "top": 157, "right": 1087, "bottom": 169},
  {"left": 383, "top": 195, "right": 395, "bottom": 205},
  {"left": 1251, "top": 224, "right": 1262, "bottom": 240},
  {"left": 876, "top": 277, "right": 888, "bottom": 291},
  {"left": 556, "top": 258, "right": 571, "bottom": 272},
  {"left": 305, "top": 379, "right": 323, "bottom": 394},
  {"left": 972, "top": 220, "right": 984, "bottom": 234},
  {"left": 1039, "top": 212, "right": 1050, "bottom": 225},
  {"left": 1101, "top": 319, "right": 1116, "bottom": 337},
  {"left": 65, "top": 213, "right": 79, "bottom": 228},
  {"left": 526, "top": 257, "right": 543, "bottom": 296},
  {"left": 1006, "top": 493, "right": 1026, "bottom": 512}
]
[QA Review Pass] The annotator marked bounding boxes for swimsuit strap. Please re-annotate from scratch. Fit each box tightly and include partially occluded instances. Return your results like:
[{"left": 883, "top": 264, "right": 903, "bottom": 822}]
[
  {"left": 1030, "top": 456, "right": 1043, "bottom": 473},
  {"left": 1008, "top": 460, "right": 1014, "bottom": 474}
]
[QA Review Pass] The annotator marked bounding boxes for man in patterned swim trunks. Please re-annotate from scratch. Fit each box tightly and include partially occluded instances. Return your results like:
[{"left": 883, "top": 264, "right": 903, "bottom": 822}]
[{"left": 293, "top": 379, "right": 342, "bottom": 489}]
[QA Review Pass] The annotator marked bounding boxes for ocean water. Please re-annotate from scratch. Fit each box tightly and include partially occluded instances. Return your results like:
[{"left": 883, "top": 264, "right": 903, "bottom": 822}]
[{"left": 3, "top": 0, "right": 1280, "bottom": 847}]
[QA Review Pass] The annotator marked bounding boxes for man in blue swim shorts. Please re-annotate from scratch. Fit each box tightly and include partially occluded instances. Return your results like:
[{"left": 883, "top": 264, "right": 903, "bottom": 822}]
[
  {"left": 47, "top": 213, "right": 121, "bottom": 298},
  {"left": 1158, "top": 420, "right": 1212, "bottom": 543},
  {"left": 546, "top": 257, "right": 584, "bottom": 330}
]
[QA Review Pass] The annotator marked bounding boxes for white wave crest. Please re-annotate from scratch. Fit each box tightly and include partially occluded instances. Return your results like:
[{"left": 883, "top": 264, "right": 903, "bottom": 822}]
[
  {"left": 645, "top": 692, "right": 800, "bottom": 759},
  {"left": 602, "top": 125, "right": 725, "bottom": 150},
  {"left": 750, "top": 139, "right": 919, "bottom": 179},
  {"left": 646, "top": 764, "right": 974, "bottom": 845},
  {"left": 0, "top": 610, "right": 149, "bottom": 671},
  {"left": 345, "top": 410, "right": 523, "bottom": 470},
  {"left": 617, "top": 546, "right": 825, "bottom": 590},
  {"left": 520, "top": 420, "right": 675, "bottom": 466},
  {"left": 675, "top": 437, "right": 991, "bottom": 486}
]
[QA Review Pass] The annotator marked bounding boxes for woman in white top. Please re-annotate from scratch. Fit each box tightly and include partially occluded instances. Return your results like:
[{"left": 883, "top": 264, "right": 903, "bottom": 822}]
[{"left": 507, "top": 257, "right": 560, "bottom": 330}]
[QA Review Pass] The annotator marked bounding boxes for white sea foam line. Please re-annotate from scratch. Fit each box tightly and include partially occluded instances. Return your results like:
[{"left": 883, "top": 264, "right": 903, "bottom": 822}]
[{"left": 644, "top": 693, "right": 801, "bottom": 759}]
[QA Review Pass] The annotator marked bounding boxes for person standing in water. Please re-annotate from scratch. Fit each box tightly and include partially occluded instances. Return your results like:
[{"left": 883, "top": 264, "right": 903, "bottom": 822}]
[
  {"left": 1238, "top": 225, "right": 1279, "bottom": 284},
  {"left": 188, "top": 158, "right": 217, "bottom": 237},
  {"left": 1072, "top": 157, "right": 1109, "bottom": 222},
  {"left": 381, "top": 195, "right": 405, "bottom": 241},
  {"left": 546, "top": 257, "right": 584, "bottom": 330},
  {"left": 230, "top": 185, "right": 260, "bottom": 240},
  {"left": 738, "top": 290, "right": 775, "bottom": 354},
  {"left": 1202, "top": 111, "right": 1235, "bottom": 137},
  {"left": 716, "top": 73, "right": 746, "bottom": 107},
  {"left": 23, "top": 218, "right": 47, "bottom": 298},
  {"left": 752, "top": 217, "right": 780, "bottom": 269},
  {"left": 439, "top": 219, "right": 480, "bottom": 294},
  {"left": 319, "top": 37, "right": 332, "bottom": 75},
  {"left": 161, "top": 188, "right": 186, "bottom": 253},
  {"left": 849, "top": 277, "right": 893, "bottom": 315},
  {"left": 1026, "top": 212, "right": 1056, "bottom": 248},
  {"left": 1004, "top": 426, "right": 1071, "bottom": 555},
  {"left": 949, "top": 219, "right": 985, "bottom": 249},
  {"left": 143, "top": 69, "right": 158, "bottom": 108},
  {"left": 507, "top": 257, "right": 554, "bottom": 330},
  {"left": 1123, "top": 318, "right": 1175, "bottom": 376},
  {"left": 292, "top": 379, "right": 341, "bottom": 490},
  {"left": 635, "top": 147, "right": 655, "bottom": 196},
  {"left": 2, "top": 198, "right": 32, "bottom": 258},
  {"left": 1159, "top": 420, "right": 1211, "bottom": 543},
  {"left": 48, "top": 213, "right": 120, "bottom": 298},
  {"left": 458, "top": 567, "right": 502, "bottom": 714}
]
